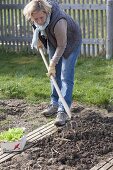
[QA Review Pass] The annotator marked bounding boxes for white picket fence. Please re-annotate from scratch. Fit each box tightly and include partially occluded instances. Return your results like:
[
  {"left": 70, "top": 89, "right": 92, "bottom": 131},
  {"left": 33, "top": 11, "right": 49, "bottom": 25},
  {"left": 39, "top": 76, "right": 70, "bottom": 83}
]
[{"left": 0, "top": 0, "right": 113, "bottom": 58}]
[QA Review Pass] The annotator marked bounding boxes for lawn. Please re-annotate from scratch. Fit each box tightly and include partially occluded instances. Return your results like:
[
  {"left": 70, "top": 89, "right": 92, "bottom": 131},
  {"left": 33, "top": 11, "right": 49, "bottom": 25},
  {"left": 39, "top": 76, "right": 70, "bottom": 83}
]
[{"left": 0, "top": 50, "right": 113, "bottom": 108}]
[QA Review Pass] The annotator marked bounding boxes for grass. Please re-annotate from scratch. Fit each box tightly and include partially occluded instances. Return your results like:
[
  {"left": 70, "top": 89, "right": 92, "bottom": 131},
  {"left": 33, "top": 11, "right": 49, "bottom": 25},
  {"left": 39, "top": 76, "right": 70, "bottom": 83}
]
[
  {"left": 0, "top": 50, "right": 51, "bottom": 103},
  {"left": 75, "top": 56, "right": 113, "bottom": 107},
  {"left": 0, "top": 49, "right": 113, "bottom": 108}
]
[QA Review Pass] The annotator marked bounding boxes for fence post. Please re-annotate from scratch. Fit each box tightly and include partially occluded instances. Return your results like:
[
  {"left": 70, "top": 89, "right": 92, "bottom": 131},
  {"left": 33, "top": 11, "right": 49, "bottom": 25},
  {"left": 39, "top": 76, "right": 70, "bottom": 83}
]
[{"left": 106, "top": 0, "right": 113, "bottom": 59}]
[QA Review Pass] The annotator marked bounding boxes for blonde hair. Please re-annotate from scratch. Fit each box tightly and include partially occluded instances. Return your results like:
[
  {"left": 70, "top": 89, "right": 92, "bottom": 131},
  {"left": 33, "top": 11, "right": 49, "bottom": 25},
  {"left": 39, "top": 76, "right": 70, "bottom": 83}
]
[{"left": 23, "top": 0, "right": 52, "bottom": 21}]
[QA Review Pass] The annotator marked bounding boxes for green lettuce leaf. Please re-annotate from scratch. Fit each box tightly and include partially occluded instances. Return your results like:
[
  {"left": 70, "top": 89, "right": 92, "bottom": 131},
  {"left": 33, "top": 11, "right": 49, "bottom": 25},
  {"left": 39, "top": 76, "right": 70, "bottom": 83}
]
[{"left": 0, "top": 127, "right": 25, "bottom": 142}]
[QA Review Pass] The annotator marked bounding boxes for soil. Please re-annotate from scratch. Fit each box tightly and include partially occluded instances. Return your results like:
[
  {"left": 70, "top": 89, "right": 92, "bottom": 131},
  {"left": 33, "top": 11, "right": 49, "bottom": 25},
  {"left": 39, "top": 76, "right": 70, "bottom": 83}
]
[{"left": 0, "top": 99, "right": 113, "bottom": 170}]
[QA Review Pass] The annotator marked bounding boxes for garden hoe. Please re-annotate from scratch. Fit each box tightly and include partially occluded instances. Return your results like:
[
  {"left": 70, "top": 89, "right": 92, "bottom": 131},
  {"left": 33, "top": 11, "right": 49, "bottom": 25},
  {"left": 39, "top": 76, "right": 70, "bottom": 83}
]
[{"left": 38, "top": 48, "right": 71, "bottom": 119}]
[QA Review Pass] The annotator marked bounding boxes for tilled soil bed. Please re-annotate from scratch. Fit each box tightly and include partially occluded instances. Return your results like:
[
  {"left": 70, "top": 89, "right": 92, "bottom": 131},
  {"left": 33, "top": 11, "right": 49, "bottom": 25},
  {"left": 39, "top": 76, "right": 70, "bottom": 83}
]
[{"left": 0, "top": 99, "right": 113, "bottom": 170}]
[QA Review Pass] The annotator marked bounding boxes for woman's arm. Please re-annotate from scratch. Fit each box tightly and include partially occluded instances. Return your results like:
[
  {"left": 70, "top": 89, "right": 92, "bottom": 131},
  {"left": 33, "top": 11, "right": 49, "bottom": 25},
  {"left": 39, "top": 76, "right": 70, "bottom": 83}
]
[{"left": 51, "top": 19, "right": 67, "bottom": 64}]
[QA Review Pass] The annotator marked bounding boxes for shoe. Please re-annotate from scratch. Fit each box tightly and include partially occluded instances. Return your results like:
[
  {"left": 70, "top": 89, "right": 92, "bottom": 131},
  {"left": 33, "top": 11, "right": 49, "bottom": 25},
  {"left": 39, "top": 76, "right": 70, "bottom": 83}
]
[
  {"left": 54, "top": 111, "right": 69, "bottom": 126},
  {"left": 42, "top": 105, "right": 58, "bottom": 117}
]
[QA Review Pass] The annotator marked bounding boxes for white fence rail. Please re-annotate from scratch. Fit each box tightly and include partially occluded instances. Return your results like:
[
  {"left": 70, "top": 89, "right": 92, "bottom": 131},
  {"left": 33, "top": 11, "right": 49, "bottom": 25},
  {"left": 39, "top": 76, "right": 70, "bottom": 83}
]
[{"left": 0, "top": 0, "right": 113, "bottom": 58}]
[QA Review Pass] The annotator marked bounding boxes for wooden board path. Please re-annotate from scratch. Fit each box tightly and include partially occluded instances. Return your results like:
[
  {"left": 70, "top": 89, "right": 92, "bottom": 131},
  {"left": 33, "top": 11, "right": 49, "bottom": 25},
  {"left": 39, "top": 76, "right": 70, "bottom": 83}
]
[
  {"left": 90, "top": 157, "right": 113, "bottom": 170},
  {"left": 0, "top": 121, "right": 57, "bottom": 164}
]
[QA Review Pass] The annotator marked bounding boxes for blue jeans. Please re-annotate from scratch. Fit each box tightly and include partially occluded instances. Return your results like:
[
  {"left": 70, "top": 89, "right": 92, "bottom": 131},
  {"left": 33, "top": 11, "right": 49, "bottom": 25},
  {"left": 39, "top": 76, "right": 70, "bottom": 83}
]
[{"left": 48, "top": 41, "right": 81, "bottom": 112}]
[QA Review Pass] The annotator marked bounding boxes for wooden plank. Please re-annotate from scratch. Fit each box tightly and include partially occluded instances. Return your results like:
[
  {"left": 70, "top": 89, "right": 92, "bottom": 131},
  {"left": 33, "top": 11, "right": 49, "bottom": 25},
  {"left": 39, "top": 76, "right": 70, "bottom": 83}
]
[
  {"left": 82, "top": 0, "right": 86, "bottom": 56},
  {"left": 99, "top": 159, "right": 113, "bottom": 170},
  {"left": 0, "top": 4, "right": 24, "bottom": 9},
  {"left": 100, "top": 0, "right": 105, "bottom": 58},
  {"left": 27, "top": 124, "right": 56, "bottom": 141},
  {"left": 0, "top": 121, "right": 57, "bottom": 164},
  {"left": 22, "top": 0, "right": 27, "bottom": 47},
  {"left": 8, "top": 8, "right": 12, "bottom": 48},
  {"left": 0, "top": 8, "right": 3, "bottom": 45},
  {"left": 18, "top": 0, "right": 23, "bottom": 49},
  {"left": 11, "top": 0, "right": 15, "bottom": 50},
  {"left": 86, "top": 0, "right": 90, "bottom": 56},
  {"left": 91, "top": 0, "right": 95, "bottom": 56},
  {"left": 0, "top": 4, "right": 106, "bottom": 10},
  {"left": 77, "top": 0, "right": 81, "bottom": 28},
  {"left": 72, "top": 0, "right": 76, "bottom": 20},
  {"left": 90, "top": 157, "right": 113, "bottom": 170},
  {"left": 27, "top": 120, "right": 55, "bottom": 137},
  {"left": 0, "top": 36, "right": 31, "bottom": 42},
  {"left": 60, "top": 4, "right": 106, "bottom": 10},
  {"left": 95, "top": 0, "right": 99, "bottom": 55},
  {"left": 108, "top": 166, "right": 113, "bottom": 170},
  {"left": 100, "top": 0, "right": 104, "bottom": 39},
  {"left": 0, "top": 37, "right": 105, "bottom": 45},
  {"left": 3, "top": 1, "right": 7, "bottom": 46},
  {"left": 83, "top": 38, "right": 105, "bottom": 45},
  {"left": 15, "top": 6, "right": 19, "bottom": 51}
]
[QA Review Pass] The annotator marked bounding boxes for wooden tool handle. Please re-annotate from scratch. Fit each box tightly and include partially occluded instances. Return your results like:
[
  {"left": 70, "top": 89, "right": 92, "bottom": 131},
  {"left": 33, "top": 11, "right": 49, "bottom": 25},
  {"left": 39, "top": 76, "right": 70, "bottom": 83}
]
[{"left": 39, "top": 48, "right": 71, "bottom": 119}]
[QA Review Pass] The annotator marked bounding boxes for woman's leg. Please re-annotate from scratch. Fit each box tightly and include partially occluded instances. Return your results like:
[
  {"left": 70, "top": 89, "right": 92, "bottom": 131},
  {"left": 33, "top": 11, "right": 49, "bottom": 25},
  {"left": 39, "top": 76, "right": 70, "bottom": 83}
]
[{"left": 58, "top": 42, "right": 81, "bottom": 112}]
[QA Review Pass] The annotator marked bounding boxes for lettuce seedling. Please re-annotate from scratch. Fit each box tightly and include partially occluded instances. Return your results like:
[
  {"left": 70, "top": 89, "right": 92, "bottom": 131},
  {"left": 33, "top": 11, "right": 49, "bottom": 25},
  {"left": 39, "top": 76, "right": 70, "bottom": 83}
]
[{"left": 0, "top": 128, "right": 25, "bottom": 142}]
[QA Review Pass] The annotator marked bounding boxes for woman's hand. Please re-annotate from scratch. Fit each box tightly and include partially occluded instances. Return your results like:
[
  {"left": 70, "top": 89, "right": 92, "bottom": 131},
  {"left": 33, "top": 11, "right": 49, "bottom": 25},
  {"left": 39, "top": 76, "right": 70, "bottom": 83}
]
[
  {"left": 37, "top": 39, "right": 43, "bottom": 49},
  {"left": 47, "top": 61, "right": 56, "bottom": 77}
]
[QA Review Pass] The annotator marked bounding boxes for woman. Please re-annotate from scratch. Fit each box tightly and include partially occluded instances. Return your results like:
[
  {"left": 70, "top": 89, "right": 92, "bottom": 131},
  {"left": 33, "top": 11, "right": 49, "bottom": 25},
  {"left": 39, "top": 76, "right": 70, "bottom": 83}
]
[{"left": 23, "top": 0, "right": 82, "bottom": 126}]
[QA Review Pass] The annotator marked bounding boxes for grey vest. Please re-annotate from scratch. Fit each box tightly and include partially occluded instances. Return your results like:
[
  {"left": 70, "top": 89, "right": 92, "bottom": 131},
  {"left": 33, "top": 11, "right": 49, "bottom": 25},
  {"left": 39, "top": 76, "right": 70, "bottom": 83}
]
[{"left": 45, "top": 2, "right": 82, "bottom": 58}]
